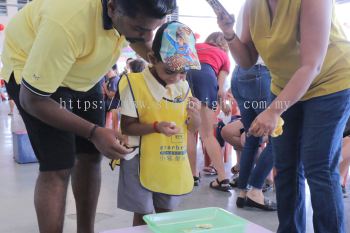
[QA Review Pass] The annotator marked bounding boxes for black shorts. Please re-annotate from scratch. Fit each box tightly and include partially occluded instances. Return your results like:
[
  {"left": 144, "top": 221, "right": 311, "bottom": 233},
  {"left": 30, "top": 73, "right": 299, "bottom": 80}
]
[
  {"left": 5, "top": 74, "right": 105, "bottom": 171},
  {"left": 187, "top": 63, "right": 218, "bottom": 110}
]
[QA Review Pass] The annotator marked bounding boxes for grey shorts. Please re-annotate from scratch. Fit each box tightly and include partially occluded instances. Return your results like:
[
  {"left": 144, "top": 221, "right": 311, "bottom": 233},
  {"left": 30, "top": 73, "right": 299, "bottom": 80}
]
[{"left": 117, "top": 154, "right": 183, "bottom": 214}]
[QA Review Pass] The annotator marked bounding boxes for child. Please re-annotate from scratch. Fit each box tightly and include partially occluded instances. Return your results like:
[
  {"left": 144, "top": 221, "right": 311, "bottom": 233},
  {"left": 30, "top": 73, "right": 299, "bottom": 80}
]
[{"left": 117, "top": 21, "right": 201, "bottom": 226}]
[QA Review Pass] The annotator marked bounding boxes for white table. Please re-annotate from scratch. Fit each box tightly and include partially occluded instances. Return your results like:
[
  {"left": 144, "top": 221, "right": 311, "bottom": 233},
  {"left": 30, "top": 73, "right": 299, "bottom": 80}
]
[{"left": 101, "top": 222, "right": 274, "bottom": 233}]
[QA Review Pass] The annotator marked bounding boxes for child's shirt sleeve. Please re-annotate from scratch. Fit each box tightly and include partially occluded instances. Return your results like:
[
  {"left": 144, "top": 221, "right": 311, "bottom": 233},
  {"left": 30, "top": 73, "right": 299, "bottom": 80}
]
[{"left": 119, "top": 79, "right": 138, "bottom": 118}]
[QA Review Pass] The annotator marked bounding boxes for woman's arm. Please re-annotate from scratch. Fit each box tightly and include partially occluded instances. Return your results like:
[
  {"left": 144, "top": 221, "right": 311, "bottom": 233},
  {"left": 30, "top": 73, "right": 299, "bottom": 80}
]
[
  {"left": 186, "top": 97, "right": 201, "bottom": 133},
  {"left": 217, "top": 70, "right": 230, "bottom": 114},
  {"left": 217, "top": 1, "right": 258, "bottom": 68},
  {"left": 249, "top": 0, "right": 333, "bottom": 136}
]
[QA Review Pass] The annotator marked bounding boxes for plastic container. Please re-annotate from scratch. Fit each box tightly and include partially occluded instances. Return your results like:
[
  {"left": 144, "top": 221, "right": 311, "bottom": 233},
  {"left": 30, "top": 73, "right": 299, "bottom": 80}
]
[
  {"left": 143, "top": 207, "right": 247, "bottom": 233},
  {"left": 12, "top": 131, "right": 37, "bottom": 164}
]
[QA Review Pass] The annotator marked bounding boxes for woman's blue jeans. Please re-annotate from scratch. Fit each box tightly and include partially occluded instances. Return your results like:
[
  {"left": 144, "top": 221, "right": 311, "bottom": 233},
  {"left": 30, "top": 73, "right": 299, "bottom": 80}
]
[
  {"left": 231, "top": 65, "right": 273, "bottom": 190},
  {"left": 271, "top": 89, "right": 350, "bottom": 233}
]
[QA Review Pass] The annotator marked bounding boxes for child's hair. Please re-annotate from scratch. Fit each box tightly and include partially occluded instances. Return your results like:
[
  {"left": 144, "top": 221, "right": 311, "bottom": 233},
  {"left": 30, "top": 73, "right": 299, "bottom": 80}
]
[
  {"left": 152, "top": 21, "right": 174, "bottom": 62},
  {"left": 129, "top": 59, "right": 146, "bottom": 73},
  {"left": 205, "top": 32, "right": 229, "bottom": 52}
]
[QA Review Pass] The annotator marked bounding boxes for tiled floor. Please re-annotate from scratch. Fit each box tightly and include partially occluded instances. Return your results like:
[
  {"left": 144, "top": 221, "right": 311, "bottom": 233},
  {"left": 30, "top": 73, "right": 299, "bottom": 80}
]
[{"left": 0, "top": 101, "right": 349, "bottom": 233}]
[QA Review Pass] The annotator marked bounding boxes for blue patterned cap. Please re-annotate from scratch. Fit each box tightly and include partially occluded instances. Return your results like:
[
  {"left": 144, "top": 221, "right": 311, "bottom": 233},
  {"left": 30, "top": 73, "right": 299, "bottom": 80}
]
[{"left": 160, "top": 22, "right": 201, "bottom": 72}]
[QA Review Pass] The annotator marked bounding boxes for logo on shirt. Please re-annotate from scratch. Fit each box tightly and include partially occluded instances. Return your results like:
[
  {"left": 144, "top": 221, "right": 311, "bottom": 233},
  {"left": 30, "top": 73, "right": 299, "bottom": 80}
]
[{"left": 33, "top": 74, "right": 40, "bottom": 80}]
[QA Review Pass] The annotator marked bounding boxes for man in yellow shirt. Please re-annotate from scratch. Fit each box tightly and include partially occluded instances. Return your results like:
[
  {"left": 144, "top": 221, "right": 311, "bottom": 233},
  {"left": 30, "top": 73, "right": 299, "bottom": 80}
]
[{"left": 1, "top": 0, "right": 176, "bottom": 232}]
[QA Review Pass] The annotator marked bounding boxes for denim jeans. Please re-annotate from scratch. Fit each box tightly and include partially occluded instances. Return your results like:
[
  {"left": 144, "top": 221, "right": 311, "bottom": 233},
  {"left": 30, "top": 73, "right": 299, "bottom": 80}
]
[
  {"left": 231, "top": 65, "right": 273, "bottom": 190},
  {"left": 271, "top": 89, "right": 350, "bottom": 233}
]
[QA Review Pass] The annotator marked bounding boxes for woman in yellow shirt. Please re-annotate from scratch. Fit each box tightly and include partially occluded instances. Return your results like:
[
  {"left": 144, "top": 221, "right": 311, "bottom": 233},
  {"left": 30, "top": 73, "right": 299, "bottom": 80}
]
[{"left": 218, "top": 1, "right": 350, "bottom": 233}]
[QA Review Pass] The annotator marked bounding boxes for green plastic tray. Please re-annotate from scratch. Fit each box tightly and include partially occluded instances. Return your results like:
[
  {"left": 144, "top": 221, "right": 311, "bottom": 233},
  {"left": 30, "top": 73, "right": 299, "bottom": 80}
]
[{"left": 143, "top": 207, "right": 248, "bottom": 233}]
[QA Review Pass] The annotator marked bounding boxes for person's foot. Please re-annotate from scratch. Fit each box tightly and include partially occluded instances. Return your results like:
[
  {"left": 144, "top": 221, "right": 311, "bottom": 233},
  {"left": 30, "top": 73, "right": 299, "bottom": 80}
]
[
  {"left": 236, "top": 197, "right": 246, "bottom": 208},
  {"left": 193, "top": 175, "right": 200, "bottom": 186},
  {"left": 246, "top": 189, "right": 277, "bottom": 211},
  {"left": 229, "top": 175, "right": 239, "bottom": 187},
  {"left": 231, "top": 164, "right": 240, "bottom": 175},
  {"left": 245, "top": 197, "right": 277, "bottom": 211},
  {"left": 202, "top": 166, "right": 217, "bottom": 176},
  {"left": 8, "top": 112, "right": 13, "bottom": 116},
  {"left": 209, "top": 178, "right": 231, "bottom": 192},
  {"left": 262, "top": 182, "right": 273, "bottom": 193}
]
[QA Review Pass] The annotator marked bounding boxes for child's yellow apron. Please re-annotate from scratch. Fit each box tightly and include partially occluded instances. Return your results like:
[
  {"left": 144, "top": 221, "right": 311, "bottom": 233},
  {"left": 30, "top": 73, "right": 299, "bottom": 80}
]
[{"left": 125, "top": 73, "right": 193, "bottom": 195}]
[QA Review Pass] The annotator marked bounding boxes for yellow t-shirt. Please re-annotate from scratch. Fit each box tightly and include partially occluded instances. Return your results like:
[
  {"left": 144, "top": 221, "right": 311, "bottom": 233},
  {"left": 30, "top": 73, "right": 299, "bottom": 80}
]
[
  {"left": 1, "top": 0, "right": 127, "bottom": 95},
  {"left": 249, "top": 0, "right": 350, "bottom": 100}
]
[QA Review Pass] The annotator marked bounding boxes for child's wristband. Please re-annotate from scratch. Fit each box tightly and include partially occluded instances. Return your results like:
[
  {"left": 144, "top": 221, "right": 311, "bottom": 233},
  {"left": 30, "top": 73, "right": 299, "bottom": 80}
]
[{"left": 153, "top": 121, "right": 160, "bottom": 133}]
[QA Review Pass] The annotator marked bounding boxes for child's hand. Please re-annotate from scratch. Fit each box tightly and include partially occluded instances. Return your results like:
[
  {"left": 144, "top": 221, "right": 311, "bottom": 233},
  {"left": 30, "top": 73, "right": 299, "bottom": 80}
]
[{"left": 157, "top": 121, "right": 180, "bottom": 136}]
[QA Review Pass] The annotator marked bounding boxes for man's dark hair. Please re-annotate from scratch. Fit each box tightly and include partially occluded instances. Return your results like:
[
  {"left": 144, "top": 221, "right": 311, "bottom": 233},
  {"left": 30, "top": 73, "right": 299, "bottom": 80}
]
[
  {"left": 129, "top": 59, "right": 146, "bottom": 73},
  {"left": 116, "top": 0, "right": 177, "bottom": 19}
]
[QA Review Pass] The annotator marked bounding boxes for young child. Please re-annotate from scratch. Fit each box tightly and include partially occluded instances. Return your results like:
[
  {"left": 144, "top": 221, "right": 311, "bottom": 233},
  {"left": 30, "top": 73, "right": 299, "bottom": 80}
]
[{"left": 117, "top": 21, "right": 202, "bottom": 226}]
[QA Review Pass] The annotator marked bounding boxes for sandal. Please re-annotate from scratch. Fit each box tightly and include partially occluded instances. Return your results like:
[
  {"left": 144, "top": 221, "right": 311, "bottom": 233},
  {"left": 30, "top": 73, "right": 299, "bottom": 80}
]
[
  {"left": 209, "top": 178, "right": 231, "bottom": 192},
  {"left": 231, "top": 164, "right": 240, "bottom": 175},
  {"left": 229, "top": 176, "right": 239, "bottom": 188},
  {"left": 245, "top": 197, "right": 277, "bottom": 211},
  {"left": 193, "top": 173, "right": 201, "bottom": 186},
  {"left": 203, "top": 166, "right": 218, "bottom": 176}
]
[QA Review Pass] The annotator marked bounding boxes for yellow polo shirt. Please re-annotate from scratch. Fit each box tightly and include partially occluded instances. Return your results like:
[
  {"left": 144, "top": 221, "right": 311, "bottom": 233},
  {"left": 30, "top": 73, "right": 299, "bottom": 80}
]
[
  {"left": 1, "top": 0, "right": 127, "bottom": 95},
  {"left": 249, "top": 0, "right": 350, "bottom": 100},
  {"left": 119, "top": 67, "right": 191, "bottom": 147}
]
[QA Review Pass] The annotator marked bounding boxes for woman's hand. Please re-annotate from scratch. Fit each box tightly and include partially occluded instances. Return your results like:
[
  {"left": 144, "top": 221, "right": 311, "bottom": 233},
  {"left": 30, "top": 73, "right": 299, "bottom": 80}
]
[
  {"left": 217, "top": 14, "right": 235, "bottom": 39},
  {"left": 248, "top": 108, "right": 280, "bottom": 137},
  {"left": 187, "top": 97, "right": 201, "bottom": 132}
]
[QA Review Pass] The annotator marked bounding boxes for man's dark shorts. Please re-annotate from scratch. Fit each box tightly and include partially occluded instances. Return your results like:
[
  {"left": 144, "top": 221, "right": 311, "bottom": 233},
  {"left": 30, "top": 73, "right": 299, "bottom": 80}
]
[{"left": 5, "top": 74, "right": 105, "bottom": 171}]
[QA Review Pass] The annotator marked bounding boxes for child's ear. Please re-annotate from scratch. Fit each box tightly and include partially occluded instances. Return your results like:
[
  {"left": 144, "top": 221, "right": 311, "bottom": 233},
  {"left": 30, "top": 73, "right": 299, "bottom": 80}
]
[
  {"left": 147, "top": 52, "right": 157, "bottom": 65},
  {"left": 107, "top": 0, "right": 116, "bottom": 17}
]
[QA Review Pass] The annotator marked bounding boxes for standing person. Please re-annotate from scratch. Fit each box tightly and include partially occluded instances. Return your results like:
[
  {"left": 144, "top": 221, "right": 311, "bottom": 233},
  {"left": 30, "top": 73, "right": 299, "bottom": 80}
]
[
  {"left": 1, "top": 0, "right": 177, "bottom": 232},
  {"left": 187, "top": 32, "right": 231, "bottom": 192},
  {"left": 218, "top": 0, "right": 350, "bottom": 232},
  {"left": 229, "top": 4, "right": 276, "bottom": 211},
  {"left": 117, "top": 21, "right": 201, "bottom": 226},
  {"left": 103, "top": 69, "right": 120, "bottom": 130}
]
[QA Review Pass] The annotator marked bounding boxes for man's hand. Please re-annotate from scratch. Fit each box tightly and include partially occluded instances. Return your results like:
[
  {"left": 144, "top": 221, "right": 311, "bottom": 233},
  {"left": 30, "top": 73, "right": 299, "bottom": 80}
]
[{"left": 90, "top": 127, "right": 132, "bottom": 160}]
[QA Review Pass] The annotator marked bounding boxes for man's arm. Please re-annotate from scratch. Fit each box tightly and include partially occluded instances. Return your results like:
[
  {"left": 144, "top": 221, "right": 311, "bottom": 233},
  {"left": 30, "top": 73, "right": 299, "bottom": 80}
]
[
  {"left": 20, "top": 86, "right": 131, "bottom": 159},
  {"left": 18, "top": 18, "right": 131, "bottom": 158}
]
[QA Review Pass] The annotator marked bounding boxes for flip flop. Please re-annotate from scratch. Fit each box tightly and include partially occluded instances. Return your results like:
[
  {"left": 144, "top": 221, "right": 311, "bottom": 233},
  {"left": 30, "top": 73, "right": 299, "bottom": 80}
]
[
  {"left": 209, "top": 178, "right": 231, "bottom": 192},
  {"left": 193, "top": 173, "right": 201, "bottom": 186},
  {"left": 202, "top": 166, "right": 218, "bottom": 176},
  {"left": 231, "top": 165, "right": 240, "bottom": 175}
]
